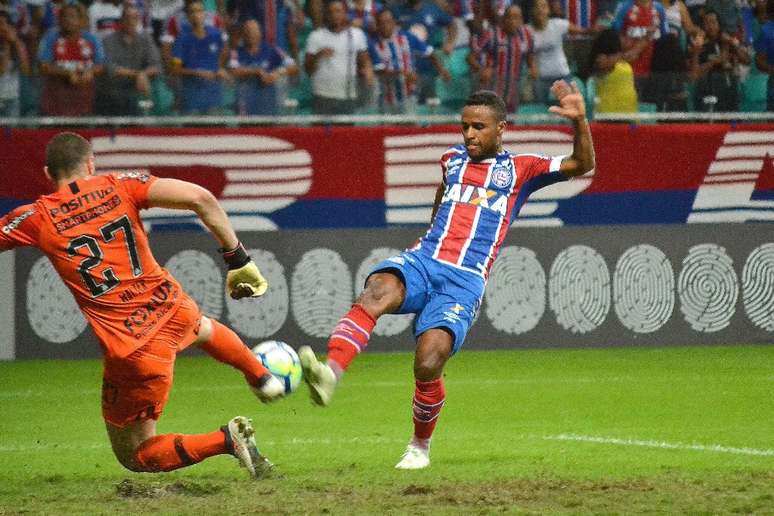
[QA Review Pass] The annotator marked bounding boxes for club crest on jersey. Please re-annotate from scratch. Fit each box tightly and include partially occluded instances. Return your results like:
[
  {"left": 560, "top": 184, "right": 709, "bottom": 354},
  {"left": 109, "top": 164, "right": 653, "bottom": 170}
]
[{"left": 491, "top": 162, "right": 514, "bottom": 189}]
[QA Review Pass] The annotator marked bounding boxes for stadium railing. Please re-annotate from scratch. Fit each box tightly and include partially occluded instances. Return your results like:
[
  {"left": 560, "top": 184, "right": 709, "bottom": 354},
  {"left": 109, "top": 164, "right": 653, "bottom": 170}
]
[{"left": 1, "top": 112, "right": 774, "bottom": 127}]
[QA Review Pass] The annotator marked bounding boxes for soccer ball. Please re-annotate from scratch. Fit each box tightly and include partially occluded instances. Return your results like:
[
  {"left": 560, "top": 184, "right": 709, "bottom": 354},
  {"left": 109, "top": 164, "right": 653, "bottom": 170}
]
[{"left": 252, "top": 340, "right": 303, "bottom": 394}]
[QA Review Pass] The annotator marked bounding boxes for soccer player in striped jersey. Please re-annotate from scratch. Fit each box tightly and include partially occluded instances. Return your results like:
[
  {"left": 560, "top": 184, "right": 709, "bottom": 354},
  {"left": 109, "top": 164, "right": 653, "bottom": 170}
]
[{"left": 300, "top": 81, "right": 595, "bottom": 469}]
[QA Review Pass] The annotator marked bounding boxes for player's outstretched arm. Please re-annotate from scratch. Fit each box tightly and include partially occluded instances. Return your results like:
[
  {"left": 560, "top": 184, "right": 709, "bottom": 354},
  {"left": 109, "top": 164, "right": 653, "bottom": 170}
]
[
  {"left": 146, "top": 178, "right": 268, "bottom": 299},
  {"left": 548, "top": 80, "right": 596, "bottom": 178}
]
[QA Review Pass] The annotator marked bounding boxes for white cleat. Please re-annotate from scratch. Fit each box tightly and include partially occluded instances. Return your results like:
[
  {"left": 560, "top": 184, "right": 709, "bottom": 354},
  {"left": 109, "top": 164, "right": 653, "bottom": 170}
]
[
  {"left": 395, "top": 444, "right": 430, "bottom": 470},
  {"left": 251, "top": 374, "right": 286, "bottom": 403},
  {"left": 298, "top": 346, "right": 337, "bottom": 407},
  {"left": 223, "top": 416, "right": 273, "bottom": 479}
]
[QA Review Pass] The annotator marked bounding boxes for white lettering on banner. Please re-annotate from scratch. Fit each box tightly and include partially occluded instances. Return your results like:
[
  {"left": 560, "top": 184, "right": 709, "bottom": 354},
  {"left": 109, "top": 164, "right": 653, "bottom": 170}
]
[
  {"left": 549, "top": 246, "right": 611, "bottom": 334},
  {"left": 384, "top": 131, "right": 594, "bottom": 226},
  {"left": 26, "top": 257, "right": 87, "bottom": 343},
  {"left": 742, "top": 243, "right": 774, "bottom": 331},
  {"left": 678, "top": 244, "right": 738, "bottom": 332},
  {"left": 485, "top": 246, "right": 546, "bottom": 334},
  {"left": 614, "top": 245, "right": 674, "bottom": 334},
  {"left": 689, "top": 131, "right": 774, "bottom": 223},
  {"left": 291, "top": 249, "right": 353, "bottom": 338},
  {"left": 90, "top": 135, "right": 313, "bottom": 231}
]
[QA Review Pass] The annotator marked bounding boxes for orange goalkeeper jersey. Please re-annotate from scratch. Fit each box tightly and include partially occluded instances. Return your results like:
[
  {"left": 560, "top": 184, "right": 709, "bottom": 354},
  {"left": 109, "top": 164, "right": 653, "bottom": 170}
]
[{"left": 0, "top": 172, "right": 186, "bottom": 359}]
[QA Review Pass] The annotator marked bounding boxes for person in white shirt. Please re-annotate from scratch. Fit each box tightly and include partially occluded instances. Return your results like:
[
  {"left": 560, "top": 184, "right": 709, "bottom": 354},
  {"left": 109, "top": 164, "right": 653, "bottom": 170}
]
[
  {"left": 304, "top": 0, "right": 374, "bottom": 114},
  {"left": 528, "top": 0, "right": 586, "bottom": 104}
]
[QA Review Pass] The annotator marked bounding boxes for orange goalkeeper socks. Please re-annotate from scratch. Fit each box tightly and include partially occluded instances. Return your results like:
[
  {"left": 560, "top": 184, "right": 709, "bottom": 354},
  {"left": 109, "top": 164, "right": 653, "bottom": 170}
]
[
  {"left": 200, "top": 319, "right": 269, "bottom": 386},
  {"left": 132, "top": 430, "right": 227, "bottom": 472}
]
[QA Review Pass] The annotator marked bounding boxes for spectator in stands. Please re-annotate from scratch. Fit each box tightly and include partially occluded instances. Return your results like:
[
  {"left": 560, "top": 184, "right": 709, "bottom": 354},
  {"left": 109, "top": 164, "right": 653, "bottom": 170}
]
[
  {"left": 226, "top": 0, "right": 299, "bottom": 58},
  {"left": 229, "top": 18, "right": 297, "bottom": 115},
  {"left": 162, "top": 0, "right": 223, "bottom": 65},
  {"left": 649, "top": 32, "right": 690, "bottom": 110},
  {"left": 743, "top": 0, "right": 768, "bottom": 45},
  {"left": 753, "top": 0, "right": 774, "bottom": 110},
  {"left": 704, "top": 0, "right": 741, "bottom": 36},
  {"left": 369, "top": 8, "right": 450, "bottom": 113},
  {"left": 391, "top": 0, "right": 456, "bottom": 103},
  {"left": 662, "top": 0, "right": 700, "bottom": 42},
  {"left": 584, "top": 28, "right": 638, "bottom": 113},
  {"left": 613, "top": 0, "right": 668, "bottom": 98},
  {"left": 690, "top": 10, "right": 750, "bottom": 111},
  {"left": 171, "top": 0, "right": 228, "bottom": 114},
  {"left": 89, "top": 0, "right": 124, "bottom": 39},
  {"left": 149, "top": 0, "right": 182, "bottom": 44},
  {"left": 0, "top": 5, "right": 28, "bottom": 116},
  {"left": 349, "top": 0, "right": 381, "bottom": 35},
  {"left": 98, "top": 4, "right": 160, "bottom": 115},
  {"left": 469, "top": 4, "right": 534, "bottom": 113},
  {"left": 304, "top": 0, "right": 374, "bottom": 114},
  {"left": 38, "top": 2, "right": 104, "bottom": 116},
  {"left": 529, "top": 0, "right": 585, "bottom": 104}
]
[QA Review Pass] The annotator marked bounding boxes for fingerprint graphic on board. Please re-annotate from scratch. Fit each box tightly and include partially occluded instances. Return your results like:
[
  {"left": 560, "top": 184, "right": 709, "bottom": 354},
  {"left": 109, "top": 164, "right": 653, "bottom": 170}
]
[
  {"left": 613, "top": 245, "right": 675, "bottom": 333},
  {"left": 485, "top": 246, "right": 546, "bottom": 334},
  {"left": 291, "top": 249, "right": 353, "bottom": 338},
  {"left": 742, "top": 243, "right": 774, "bottom": 331},
  {"left": 26, "top": 257, "right": 87, "bottom": 343},
  {"left": 678, "top": 244, "right": 738, "bottom": 332},
  {"left": 227, "top": 249, "right": 289, "bottom": 338},
  {"left": 355, "top": 248, "right": 414, "bottom": 337},
  {"left": 165, "top": 250, "right": 223, "bottom": 319},
  {"left": 549, "top": 245, "right": 610, "bottom": 333}
]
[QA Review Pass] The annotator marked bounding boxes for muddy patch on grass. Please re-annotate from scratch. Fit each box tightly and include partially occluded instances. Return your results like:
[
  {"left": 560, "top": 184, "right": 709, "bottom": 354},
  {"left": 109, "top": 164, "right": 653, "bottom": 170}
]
[{"left": 115, "top": 479, "right": 223, "bottom": 499}]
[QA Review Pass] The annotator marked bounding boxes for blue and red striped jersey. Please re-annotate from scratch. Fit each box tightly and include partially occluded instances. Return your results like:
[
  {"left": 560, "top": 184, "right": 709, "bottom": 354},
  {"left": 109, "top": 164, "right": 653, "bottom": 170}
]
[{"left": 415, "top": 145, "right": 568, "bottom": 279}]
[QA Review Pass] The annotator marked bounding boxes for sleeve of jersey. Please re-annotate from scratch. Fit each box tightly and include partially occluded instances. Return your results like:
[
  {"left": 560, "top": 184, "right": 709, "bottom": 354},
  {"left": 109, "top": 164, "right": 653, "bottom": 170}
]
[
  {"left": 515, "top": 154, "right": 569, "bottom": 192},
  {"left": 0, "top": 204, "right": 41, "bottom": 251},
  {"left": 115, "top": 172, "right": 159, "bottom": 210}
]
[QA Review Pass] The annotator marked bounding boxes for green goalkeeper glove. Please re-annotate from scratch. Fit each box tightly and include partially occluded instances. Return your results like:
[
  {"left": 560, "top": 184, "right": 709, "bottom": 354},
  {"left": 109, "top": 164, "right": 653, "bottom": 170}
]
[{"left": 222, "top": 243, "right": 269, "bottom": 299}]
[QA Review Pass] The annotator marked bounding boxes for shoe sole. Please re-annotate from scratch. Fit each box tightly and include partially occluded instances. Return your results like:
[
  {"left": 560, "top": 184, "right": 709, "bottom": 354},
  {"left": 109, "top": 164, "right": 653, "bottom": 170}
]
[
  {"left": 298, "top": 346, "right": 329, "bottom": 407},
  {"left": 228, "top": 416, "right": 273, "bottom": 479}
]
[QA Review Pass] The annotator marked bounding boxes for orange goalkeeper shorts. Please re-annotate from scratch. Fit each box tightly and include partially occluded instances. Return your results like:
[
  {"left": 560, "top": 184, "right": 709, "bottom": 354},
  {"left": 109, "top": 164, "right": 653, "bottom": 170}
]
[{"left": 101, "top": 295, "right": 202, "bottom": 428}]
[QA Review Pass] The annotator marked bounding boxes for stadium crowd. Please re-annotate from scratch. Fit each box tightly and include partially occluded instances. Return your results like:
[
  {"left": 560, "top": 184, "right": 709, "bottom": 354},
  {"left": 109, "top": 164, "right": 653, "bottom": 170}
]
[{"left": 0, "top": 0, "right": 772, "bottom": 117}]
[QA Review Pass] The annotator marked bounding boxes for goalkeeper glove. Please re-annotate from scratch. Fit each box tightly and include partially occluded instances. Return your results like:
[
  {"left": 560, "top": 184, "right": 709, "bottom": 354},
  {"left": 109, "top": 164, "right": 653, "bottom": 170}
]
[{"left": 221, "top": 242, "right": 269, "bottom": 299}]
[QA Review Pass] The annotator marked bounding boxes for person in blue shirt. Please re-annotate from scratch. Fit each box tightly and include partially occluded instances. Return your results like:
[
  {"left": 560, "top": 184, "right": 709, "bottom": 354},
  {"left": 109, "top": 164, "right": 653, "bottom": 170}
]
[
  {"left": 172, "top": 0, "right": 228, "bottom": 114},
  {"left": 754, "top": 0, "right": 774, "bottom": 110},
  {"left": 390, "top": 0, "right": 457, "bottom": 103},
  {"left": 229, "top": 18, "right": 297, "bottom": 115}
]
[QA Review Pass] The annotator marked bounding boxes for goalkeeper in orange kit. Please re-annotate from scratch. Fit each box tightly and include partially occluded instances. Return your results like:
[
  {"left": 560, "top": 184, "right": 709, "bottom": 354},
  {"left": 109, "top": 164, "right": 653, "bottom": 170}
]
[{"left": 0, "top": 132, "right": 284, "bottom": 478}]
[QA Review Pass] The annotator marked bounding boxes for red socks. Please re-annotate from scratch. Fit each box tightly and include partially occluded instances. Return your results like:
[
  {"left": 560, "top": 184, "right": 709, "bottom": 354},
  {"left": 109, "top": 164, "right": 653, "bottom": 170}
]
[
  {"left": 200, "top": 319, "right": 269, "bottom": 386},
  {"left": 412, "top": 378, "right": 446, "bottom": 444},
  {"left": 327, "top": 304, "right": 376, "bottom": 371},
  {"left": 132, "top": 430, "right": 227, "bottom": 472}
]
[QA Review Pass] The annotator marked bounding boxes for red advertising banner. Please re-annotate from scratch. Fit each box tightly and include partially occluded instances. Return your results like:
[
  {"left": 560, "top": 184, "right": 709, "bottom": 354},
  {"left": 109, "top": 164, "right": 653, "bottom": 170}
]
[{"left": 1, "top": 124, "right": 773, "bottom": 227}]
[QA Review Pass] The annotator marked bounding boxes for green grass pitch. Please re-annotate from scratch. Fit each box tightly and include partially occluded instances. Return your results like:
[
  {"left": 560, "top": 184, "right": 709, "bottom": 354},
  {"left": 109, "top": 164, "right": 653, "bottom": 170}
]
[{"left": 1, "top": 345, "right": 772, "bottom": 514}]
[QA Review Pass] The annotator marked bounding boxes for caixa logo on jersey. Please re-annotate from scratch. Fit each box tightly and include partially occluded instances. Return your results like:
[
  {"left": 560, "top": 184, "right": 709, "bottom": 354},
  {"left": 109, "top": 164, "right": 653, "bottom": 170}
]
[{"left": 90, "top": 135, "right": 313, "bottom": 231}]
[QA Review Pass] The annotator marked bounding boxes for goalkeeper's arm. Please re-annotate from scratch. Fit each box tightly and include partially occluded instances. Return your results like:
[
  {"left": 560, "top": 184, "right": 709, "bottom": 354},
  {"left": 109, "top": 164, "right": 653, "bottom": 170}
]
[{"left": 146, "top": 178, "right": 268, "bottom": 299}]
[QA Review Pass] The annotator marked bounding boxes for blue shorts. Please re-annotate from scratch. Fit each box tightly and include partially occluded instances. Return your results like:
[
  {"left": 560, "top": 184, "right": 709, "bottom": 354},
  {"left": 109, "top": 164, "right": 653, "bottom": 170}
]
[{"left": 370, "top": 251, "right": 484, "bottom": 354}]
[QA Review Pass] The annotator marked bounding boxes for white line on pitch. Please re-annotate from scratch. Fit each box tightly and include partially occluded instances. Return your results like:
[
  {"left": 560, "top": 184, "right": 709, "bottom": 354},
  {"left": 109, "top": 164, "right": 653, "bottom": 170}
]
[{"left": 544, "top": 434, "right": 774, "bottom": 457}]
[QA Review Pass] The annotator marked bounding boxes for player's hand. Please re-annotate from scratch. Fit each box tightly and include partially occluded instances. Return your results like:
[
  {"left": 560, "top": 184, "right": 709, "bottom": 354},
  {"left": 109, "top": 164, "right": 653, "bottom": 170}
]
[
  {"left": 548, "top": 80, "right": 586, "bottom": 122},
  {"left": 222, "top": 242, "right": 269, "bottom": 299},
  {"left": 227, "top": 261, "right": 268, "bottom": 299}
]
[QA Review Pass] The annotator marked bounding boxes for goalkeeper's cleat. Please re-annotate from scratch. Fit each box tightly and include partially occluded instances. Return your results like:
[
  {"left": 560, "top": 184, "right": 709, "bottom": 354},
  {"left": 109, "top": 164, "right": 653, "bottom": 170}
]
[
  {"left": 395, "top": 443, "right": 430, "bottom": 470},
  {"left": 298, "top": 346, "right": 337, "bottom": 407},
  {"left": 223, "top": 416, "right": 274, "bottom": 479},
  {"left": 226, "top": 261, "right": 269, "bottom": 299},
  {"left": 250, "top": 373, "right": 285, "bottom": 403}
]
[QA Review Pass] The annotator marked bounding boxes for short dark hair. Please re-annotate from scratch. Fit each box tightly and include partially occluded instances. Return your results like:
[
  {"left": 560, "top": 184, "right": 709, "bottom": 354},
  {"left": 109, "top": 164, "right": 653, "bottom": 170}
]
[
  {"left": 464, "top": 90, "right": 507, "bottom": 122},
  {"left": 46, "top": 132, "right": 92, "bottom": 180}
]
